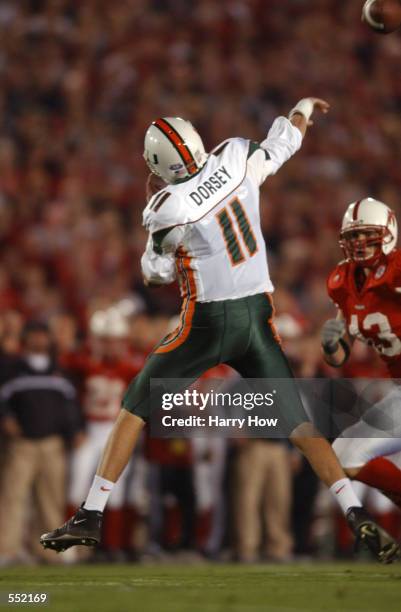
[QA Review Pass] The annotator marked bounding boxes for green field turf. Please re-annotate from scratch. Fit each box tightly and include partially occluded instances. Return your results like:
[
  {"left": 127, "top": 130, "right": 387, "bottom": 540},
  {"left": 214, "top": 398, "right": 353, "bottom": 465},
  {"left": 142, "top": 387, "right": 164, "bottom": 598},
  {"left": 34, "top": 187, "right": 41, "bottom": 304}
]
[{"left": 1, "top": 563, "right": 401, "bottom": 612}]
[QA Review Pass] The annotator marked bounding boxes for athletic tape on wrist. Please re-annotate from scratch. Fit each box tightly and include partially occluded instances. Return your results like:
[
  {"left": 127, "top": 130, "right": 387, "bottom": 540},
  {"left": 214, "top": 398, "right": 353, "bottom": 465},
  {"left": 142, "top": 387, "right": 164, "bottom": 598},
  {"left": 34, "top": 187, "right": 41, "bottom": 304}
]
[
  {"left": 323, "top": 338, "right": 350, "bottom": 368},
  {"left": 289, "top": 99, "right": 314, "bottom": 122},
  {"left": 339, "top": 338, "right": 350, "bottom": 360}
]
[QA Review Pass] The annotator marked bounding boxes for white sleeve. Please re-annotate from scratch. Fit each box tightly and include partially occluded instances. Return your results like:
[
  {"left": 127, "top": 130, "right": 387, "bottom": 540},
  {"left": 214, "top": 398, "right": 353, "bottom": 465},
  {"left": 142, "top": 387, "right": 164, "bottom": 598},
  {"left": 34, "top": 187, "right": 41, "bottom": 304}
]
[
  {"left": 140, "top": 226, "right": 185, "bottom": 285},
  {"left": 247, "top": 116, "right": 303, "bottom": 186}
]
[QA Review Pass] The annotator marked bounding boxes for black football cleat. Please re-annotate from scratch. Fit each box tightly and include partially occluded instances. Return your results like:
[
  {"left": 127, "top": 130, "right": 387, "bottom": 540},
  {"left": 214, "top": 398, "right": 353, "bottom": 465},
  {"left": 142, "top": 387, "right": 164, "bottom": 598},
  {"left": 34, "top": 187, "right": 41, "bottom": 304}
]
[
  {"left": 40, "top": 504, "right": 102, "bottom": 553},
  {"left": 346, "top": 506, "right": 401, "bottom": 564}
]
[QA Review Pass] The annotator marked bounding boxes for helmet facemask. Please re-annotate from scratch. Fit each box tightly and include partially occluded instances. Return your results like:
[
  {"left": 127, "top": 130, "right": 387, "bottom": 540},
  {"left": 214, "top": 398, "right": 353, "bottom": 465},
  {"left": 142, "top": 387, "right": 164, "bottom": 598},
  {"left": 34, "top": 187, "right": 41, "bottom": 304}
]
[{"left": 339, "top": 225, "right": 392, "bottom": 266}]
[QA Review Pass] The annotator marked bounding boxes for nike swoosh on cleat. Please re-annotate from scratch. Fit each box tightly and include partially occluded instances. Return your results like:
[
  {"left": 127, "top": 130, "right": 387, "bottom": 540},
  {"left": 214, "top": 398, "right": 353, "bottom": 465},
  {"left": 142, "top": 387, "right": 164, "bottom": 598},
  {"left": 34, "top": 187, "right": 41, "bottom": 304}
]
[{"left": 73, "top": 518, "right": 87, "bottom": 525}]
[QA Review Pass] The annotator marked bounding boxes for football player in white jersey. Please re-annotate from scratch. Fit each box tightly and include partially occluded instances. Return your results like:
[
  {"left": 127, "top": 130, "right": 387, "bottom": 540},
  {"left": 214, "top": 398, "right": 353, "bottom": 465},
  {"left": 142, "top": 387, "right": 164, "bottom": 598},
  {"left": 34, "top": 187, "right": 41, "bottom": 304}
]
[{"left": 41, "top": 98, "right": 400, "bottom": 562}]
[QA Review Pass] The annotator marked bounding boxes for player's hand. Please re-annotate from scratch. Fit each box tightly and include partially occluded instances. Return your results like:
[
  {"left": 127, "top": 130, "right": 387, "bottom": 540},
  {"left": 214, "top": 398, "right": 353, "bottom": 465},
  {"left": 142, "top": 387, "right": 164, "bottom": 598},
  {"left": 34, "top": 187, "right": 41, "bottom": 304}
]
[
  {"left": 321, "top": 318, "right": 346, "bottom": 352},
  {"left": 289, "top": 98, "right": 330, "bottom": 126},
  {"left": 310, "top": 98, "right": 330, "bottom": 112},
  {"left": 146, "top": 173, "right": 166, "bottom": 203},
  {"left": 1, "top": 415, "right": 22, "bottom": 438},
  {"left": 307, "top": 98, "right": 330, "bottom": 126}
]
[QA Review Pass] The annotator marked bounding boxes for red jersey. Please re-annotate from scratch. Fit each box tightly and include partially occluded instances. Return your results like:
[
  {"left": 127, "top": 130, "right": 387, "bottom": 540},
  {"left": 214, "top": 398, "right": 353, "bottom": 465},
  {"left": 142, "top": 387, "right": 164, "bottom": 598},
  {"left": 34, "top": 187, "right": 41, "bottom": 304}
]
[
  {"left": 327, "top": 249, "right": 401, "bottom": 378},
  {"left": 61, "top": 351, "right": 145, "bottom": 422}
]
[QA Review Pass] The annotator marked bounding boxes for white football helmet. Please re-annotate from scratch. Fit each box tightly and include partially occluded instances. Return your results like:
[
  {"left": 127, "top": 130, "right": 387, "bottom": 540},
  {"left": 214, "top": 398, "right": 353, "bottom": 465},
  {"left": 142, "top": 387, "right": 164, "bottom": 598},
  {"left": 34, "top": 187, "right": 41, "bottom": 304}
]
[
  {"left": 339, "top": 197, "right": 398, "bottom": 264},
  {"left": 143, "top": 117, "right": 208, "bottom": 184},
  {"left": 89, "top": 308, "right": 129, "bottom": 338}
]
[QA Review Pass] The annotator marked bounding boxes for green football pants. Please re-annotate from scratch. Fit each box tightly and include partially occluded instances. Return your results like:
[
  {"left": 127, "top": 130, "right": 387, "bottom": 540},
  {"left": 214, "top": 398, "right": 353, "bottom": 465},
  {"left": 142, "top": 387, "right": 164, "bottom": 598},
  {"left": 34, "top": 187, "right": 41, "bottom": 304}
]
[{"left": 122, "top": 292, "right": 309, "bottom": 435}]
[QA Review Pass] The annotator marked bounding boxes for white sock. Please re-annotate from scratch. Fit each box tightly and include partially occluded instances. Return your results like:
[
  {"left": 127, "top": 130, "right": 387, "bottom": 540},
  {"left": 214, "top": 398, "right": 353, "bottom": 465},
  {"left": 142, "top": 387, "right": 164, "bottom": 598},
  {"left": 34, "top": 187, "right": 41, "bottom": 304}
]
[
  {"left": 329, "top": 478, "right": 363, "bottom": 515},
  {"left": 83, "top": 475, "right": 115, "bottom": 512}
]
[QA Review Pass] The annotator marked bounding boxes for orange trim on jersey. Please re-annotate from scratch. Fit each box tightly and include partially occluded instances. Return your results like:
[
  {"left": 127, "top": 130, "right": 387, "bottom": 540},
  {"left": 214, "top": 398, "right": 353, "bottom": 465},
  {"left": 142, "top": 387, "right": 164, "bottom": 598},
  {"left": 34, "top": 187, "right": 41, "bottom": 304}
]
[
  {"left": 155, "top": 251, "right": 197, "bottom": 353},
  {"left": 153, "top": 118, "right": 197, "bottom": 175},
  {"left": 265, "top": 292, "right": 282, "bottom": 345}
]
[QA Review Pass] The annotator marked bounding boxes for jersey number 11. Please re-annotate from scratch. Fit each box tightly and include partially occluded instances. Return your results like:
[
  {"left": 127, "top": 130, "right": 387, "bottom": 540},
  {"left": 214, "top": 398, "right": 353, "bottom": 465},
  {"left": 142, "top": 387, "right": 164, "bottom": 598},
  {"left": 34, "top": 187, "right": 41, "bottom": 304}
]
[{"left": 216, "top": 198, "right": 258, "bottom": 266}]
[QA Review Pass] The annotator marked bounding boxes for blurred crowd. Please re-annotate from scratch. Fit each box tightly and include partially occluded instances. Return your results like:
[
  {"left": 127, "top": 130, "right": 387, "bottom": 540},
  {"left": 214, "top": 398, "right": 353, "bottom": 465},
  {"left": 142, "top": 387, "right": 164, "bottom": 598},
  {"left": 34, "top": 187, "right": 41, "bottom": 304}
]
[{"left": 1, "top": 0, "right": 401, "bottom": 565}]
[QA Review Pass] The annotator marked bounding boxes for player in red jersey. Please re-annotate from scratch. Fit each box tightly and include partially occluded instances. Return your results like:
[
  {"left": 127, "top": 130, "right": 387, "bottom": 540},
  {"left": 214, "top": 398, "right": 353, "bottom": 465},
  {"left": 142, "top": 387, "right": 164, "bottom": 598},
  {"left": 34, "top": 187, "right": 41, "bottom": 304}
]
[{"left": 322, "top": 197, "right": 401, "bottom": 508}]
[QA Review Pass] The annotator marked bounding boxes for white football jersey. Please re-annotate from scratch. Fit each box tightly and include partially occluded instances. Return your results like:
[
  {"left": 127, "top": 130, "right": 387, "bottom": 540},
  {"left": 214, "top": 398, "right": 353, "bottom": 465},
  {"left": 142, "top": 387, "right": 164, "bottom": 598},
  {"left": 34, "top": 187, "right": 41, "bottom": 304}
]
[{"left": 141, "top": 116, "right": 302, "bottom": 302}]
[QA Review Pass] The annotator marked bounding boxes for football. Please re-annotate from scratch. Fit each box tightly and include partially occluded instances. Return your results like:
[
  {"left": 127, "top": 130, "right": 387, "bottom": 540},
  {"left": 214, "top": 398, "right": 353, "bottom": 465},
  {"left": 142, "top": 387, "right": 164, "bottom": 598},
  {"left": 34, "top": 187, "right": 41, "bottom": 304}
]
[{"left": 362, "top": 0, "right": 401, "bottom": 33}]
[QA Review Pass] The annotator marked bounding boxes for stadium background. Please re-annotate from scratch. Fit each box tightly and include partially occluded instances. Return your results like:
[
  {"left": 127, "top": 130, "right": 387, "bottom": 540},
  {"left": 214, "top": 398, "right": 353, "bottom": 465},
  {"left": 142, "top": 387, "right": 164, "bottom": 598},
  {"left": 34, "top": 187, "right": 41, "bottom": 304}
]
[{"left": 0, "top": 0, "right": 400, "bottom": 566}]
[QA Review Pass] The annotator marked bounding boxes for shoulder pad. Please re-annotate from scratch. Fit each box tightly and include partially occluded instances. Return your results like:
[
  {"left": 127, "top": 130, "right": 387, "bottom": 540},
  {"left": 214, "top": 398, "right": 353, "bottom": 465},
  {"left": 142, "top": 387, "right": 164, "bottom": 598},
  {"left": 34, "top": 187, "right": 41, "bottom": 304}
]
[
  {"left": 382, "top": 249, "right": 401, "bottom": 286},
  {"left": 226, "top": 137, "right": 250, "bottom": 156},
  {"left": 210, "top": 137, "right": 249, "bottom": 158},
  {"left": 327, "top": 261, "right": 349, "bottom": 300},
  {"left": 210, "top": 139, "right": 230, "bottom": 156}
]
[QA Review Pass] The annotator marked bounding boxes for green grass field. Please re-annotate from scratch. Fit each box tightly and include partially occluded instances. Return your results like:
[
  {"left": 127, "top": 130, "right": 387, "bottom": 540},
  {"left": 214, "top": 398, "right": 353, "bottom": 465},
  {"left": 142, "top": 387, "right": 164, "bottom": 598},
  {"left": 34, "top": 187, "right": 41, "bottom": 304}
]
[{"left": 1, "top": 563, "right": 401, "bottom": 612}]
